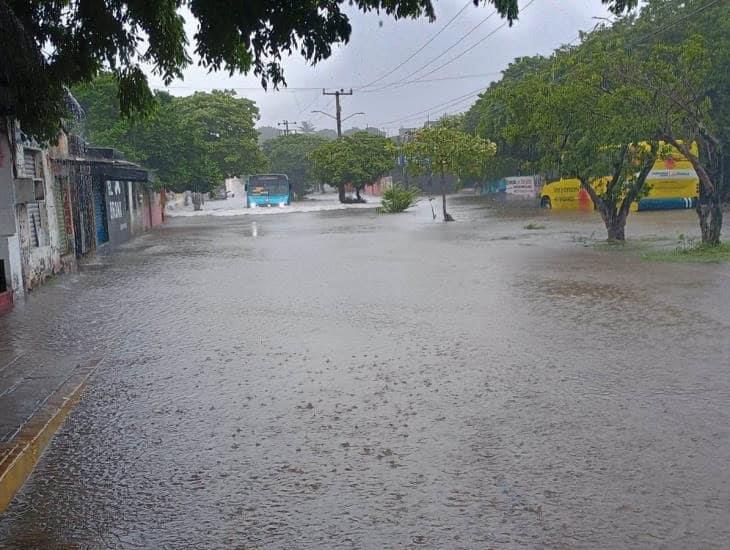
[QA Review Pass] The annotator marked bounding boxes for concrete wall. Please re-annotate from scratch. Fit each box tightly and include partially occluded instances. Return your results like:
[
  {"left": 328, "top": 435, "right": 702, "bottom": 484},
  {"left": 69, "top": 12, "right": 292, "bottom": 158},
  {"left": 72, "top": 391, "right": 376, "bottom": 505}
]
[
  {"left": 128, "top": 181, "right": 145, "bottom": 235},
  {"left": 225, "top": 177, "right": 245, "bottom": 199},
  {"left": 14, "top": 143, "right": 66, "bottom": 291},
  {"left": 150, "top": 191, "right": 164, "bottom": 227},
  {"left": 0, "top": 124, "right": 18, "bottom": 295},
  {"left": 104, "top": 179, "right": 131, "bottom": 247}
]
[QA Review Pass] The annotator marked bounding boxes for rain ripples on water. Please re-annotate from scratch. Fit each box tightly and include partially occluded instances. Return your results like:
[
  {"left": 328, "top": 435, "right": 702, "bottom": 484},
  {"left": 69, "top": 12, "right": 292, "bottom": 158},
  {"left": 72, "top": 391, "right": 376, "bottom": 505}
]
[{"left": 1, "top": 198, "right": 729, "bottom": 548}]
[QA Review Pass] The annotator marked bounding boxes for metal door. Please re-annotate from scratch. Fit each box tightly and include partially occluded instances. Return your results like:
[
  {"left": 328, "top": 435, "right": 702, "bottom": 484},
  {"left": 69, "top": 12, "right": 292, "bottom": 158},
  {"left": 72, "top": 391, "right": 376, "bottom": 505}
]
[{"left": 93, "top": 179, "right": 109, "bottom": 245}]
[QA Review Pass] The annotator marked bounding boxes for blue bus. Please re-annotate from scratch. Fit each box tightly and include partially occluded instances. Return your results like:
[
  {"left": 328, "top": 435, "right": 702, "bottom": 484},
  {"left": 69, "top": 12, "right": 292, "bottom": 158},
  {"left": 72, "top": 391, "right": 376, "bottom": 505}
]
[{"left": 245, "top": 174, "right": 291, "bottom": 207}]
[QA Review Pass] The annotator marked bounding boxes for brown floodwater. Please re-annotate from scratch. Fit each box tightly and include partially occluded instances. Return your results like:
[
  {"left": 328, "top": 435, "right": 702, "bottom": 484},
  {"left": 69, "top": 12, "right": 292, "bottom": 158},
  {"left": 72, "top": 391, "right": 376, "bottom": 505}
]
[{"left": 1, "top": 196, "right": 729, "bottom": 548}]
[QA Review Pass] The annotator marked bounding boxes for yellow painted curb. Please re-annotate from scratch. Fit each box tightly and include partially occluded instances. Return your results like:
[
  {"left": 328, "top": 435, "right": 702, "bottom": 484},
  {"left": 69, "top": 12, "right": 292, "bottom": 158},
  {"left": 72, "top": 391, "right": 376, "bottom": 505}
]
[{"left": 0, "top": 360, "right": 100, "bottom": 514}]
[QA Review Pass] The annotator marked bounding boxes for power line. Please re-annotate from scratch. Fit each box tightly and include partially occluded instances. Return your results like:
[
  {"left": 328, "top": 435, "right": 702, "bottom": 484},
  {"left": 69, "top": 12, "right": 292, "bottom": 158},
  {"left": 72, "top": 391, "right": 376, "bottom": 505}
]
[
  {"left": 297, "top": 90, "right": 324, "bottom": 119},
  {"left": 360, "top": 71, "right": 502, "bottom": 93},
  {"left": 162, "top": 72, "right": 501, "bottom": 96},
  {"left": 366, "top": 8, "right": 500, "bottom": 92},
  {"left": 358, "top": 0, "right": 473, "bottom": 90},
  {"left": 629, "top": 0, "right": 725, "bottom": 46},
  {"left": 385, "top": 95, "right": 480, "bottom": 128},
  {"left": 388, "top": 0, "right": 538, "bottom": 90},
  {"left": 170, "top": 0, "right": 725, "bottom": 133},
  {"left": 376, "top": 85, "right": 488, "bottom": 127},
  {"left": 380, "top": 0, "right": 712, "bottom": 129},
  {"left": 161, "top": 85, "right": 324, "bottom": 91},
  {"left": 549, "top": 0, "right": 727, "bottom": 89}
]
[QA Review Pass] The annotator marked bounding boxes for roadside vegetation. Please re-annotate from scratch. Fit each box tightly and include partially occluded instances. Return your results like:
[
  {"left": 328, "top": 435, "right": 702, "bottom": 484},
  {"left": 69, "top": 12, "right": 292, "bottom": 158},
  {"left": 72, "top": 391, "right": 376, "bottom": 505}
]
[
  {"left": 310, "top": 132, "right": 396, "bottom": 204},
  {"left": 72, "top": 74, "right": 265, "bottom": 194},
  {"left": 591, "top": 234, "right": 730, "bottom": 263},
  {"left": 262, "top": 134, "right": 328, "bottom": 199},
  {"left": 402, "top": 124, "right": 495, "bottom": 221},
  {"left": 642, "top": 240, "right": 730, "bottom": 263},
  {"left": 378, "top": 185, "right": 421, "bottom": 214},
  {"left": 462, "top": 0, "right": 729, "bottom": 246}
]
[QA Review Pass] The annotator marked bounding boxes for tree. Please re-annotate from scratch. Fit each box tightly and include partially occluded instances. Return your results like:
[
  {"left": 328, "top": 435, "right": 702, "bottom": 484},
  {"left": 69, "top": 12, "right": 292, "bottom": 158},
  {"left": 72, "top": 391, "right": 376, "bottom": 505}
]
[
  {"left": 299, "top": 121, "right": 316, "bottom": 134},
  {"left": 310, "top": 132, "right": 396, "bottom": 203},
  {"left": 349, "top": 133, "right": 398, "bottom": 201},
  {"left": 460, "top": 0, "right": 727, "bottom": 242},
  {"left": 262, "top": 133, "right": 329, "bottom": 198},
  {"left": 628, "top": 35, "right": 724, "bottom": 244},
  {"left": 498, "top": 29, "right": 663, "bottom": 241},
  {"left": 1, "top": 0, "right": 638, "bottom": 140},
  {"left": 403, "top": 126, "right": 495, "bottom": 221},
  {"left": 609, "top": 0, "right": 729, "bottom": 244},
  {"left": 315, "top": 129, "right": 339, "bottom": 140},
  {"left": 344, "top": 127, "right": 386, "bottom": 137},
  {"left": 310, "top": 140, "right": 352, "bottom": 202},
  {"left": 463, "top": 55, "right": 550, "bottom": 182},
  {"left": 629, "top": 0, "right": 730, "bottom": 203},
  {"left": 72, "top": 77, "right": 266, "bottom": 193}
]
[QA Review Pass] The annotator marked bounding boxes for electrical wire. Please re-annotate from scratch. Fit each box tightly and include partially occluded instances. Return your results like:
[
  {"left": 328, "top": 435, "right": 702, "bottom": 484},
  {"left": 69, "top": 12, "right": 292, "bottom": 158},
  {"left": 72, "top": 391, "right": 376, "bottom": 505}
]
[
  {"left": 376, "top": 85, "right": 488, "bottom": 126},
  {"left": 358, "top": 0, "right": 474, "bottom": 90},
  {"left": 376, "top": 0, "right": 724, "bottom": 129},
  {"left": 382, "top": 0, "right": 537, "bottom": 92},
  {"left": 364, "top": 8, "right": 500, "bottom": 92}
]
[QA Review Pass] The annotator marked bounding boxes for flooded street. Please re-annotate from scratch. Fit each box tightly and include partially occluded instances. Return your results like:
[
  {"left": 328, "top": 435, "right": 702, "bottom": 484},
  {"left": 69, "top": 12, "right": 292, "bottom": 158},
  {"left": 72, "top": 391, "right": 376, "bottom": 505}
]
[{"left": 1, "top": 197, "right": 729, "bottom": 548}]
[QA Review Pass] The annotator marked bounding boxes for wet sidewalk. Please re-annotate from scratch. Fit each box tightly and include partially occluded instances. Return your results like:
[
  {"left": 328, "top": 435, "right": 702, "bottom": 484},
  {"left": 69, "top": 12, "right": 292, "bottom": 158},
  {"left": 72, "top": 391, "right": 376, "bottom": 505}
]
[
  {"left": 0, "top": 345, "right": 97, "bottom": 511},
  {"left": 0, "top": 348, "right": 79, "bottom": 443}
]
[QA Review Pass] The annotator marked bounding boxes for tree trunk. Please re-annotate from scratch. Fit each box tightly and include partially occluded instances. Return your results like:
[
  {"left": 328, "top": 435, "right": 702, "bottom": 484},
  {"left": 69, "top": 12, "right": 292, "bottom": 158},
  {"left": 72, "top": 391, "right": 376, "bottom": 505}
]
[
  {"left": 355, "top": 187, "right": 362, "bottom": 202},
  {"left": 441, "top": 171, "right": 454, "bottom": 222},
  {"left": 606, "top": 215, "right": 626, "bottom": 241},
  {"left": 578, "top": 175, "right": 632, "bottom": 242},
  {"left": 697, "top": 192, "right": 723, "bottom": 246},
  {"left": 338, "top": 184, "right": 346, "bottom": 203},
  {"left": 598, "top": 205, "right": 627, "bottom": 241},
  {"left": 663, "top": 135, "right": 723, "bottom": 246}
]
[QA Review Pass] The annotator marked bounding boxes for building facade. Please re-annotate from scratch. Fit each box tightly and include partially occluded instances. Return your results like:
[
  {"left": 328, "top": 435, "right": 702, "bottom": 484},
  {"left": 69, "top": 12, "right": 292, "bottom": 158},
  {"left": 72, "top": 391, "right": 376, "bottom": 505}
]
[{"left": 0, "top": 118, "right": 163, "bottom": 312}]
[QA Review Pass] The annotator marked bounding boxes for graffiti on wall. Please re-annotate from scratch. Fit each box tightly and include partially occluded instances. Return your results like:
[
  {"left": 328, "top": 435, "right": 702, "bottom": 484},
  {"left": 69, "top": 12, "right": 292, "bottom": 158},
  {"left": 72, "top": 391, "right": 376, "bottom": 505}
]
[{"left": 107, "top": 180, "right": 125, "bottom": 220}]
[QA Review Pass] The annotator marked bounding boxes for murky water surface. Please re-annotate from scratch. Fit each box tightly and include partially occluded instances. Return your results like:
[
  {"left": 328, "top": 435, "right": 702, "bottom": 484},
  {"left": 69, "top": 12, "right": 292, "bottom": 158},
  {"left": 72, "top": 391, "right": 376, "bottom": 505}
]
[{"left": 1, "top": 197, "right": 729, "bottom": 548}]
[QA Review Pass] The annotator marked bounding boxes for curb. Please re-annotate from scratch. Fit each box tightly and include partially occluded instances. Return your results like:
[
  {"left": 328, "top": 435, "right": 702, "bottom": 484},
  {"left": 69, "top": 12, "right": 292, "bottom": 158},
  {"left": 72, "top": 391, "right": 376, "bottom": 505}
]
[{"left": 0, "top": 359, "right": 100, "bottom": 513}]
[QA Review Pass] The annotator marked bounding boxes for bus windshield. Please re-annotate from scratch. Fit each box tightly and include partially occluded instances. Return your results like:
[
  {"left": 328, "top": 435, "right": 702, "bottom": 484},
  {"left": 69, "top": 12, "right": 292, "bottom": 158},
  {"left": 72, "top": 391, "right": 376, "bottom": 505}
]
[{"left": 248, "top": 175, "right": 289, "bottom": 196}]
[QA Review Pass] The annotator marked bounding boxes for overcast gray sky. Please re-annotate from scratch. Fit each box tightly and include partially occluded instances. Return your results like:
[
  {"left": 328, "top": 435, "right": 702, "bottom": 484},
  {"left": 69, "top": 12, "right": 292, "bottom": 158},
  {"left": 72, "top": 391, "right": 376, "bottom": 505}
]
[{"left": 146, "top": 1, "right": 614, "bottom": 135}]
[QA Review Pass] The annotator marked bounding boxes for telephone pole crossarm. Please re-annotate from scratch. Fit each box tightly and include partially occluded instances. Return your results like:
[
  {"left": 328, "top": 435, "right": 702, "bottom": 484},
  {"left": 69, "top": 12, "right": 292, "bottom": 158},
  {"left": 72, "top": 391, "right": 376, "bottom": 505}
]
[
  {"left": 277, "top": 120, "right": 298, "bottom": 136},
  {"left": 322, "top": 88, "right": 354, "bottom": 138}
]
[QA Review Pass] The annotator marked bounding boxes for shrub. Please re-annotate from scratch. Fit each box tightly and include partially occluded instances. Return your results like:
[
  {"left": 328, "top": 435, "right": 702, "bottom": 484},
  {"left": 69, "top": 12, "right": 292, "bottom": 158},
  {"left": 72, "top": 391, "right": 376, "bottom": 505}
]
[{"left": 378, "top": 184, "right": 420, "bottom": 213}]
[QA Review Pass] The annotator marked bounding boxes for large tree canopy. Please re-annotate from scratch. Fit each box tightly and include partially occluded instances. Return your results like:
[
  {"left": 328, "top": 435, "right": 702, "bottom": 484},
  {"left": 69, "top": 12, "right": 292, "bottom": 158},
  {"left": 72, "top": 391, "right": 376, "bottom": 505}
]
[
  {"left": 262, "top": 133, "right": 329, "bottom": 198},
  {"left": 73, "top": 75, "right": 266, "bottom": 193},
  {"left": 1, "top": 0, "right": 637, "bottom": 140},
  {"left": 497, "top": 28, "right": 662, "bottom": 241},
  {"left": 310, "top": 131, "right": 396, "bottom": 202},
  {"left": 462, "top": 0, "right": 727, "bottom": 243}
]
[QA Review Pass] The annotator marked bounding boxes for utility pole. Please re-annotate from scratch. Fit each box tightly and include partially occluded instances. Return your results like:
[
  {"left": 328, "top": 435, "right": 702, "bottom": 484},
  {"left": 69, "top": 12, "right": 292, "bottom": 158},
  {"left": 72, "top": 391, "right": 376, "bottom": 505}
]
[
  {"left": 278, "top": 120, "right": 297, "bottom": 136},
  {"left": 322, "top": 88, "right": 353, "bottom": 138}
]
